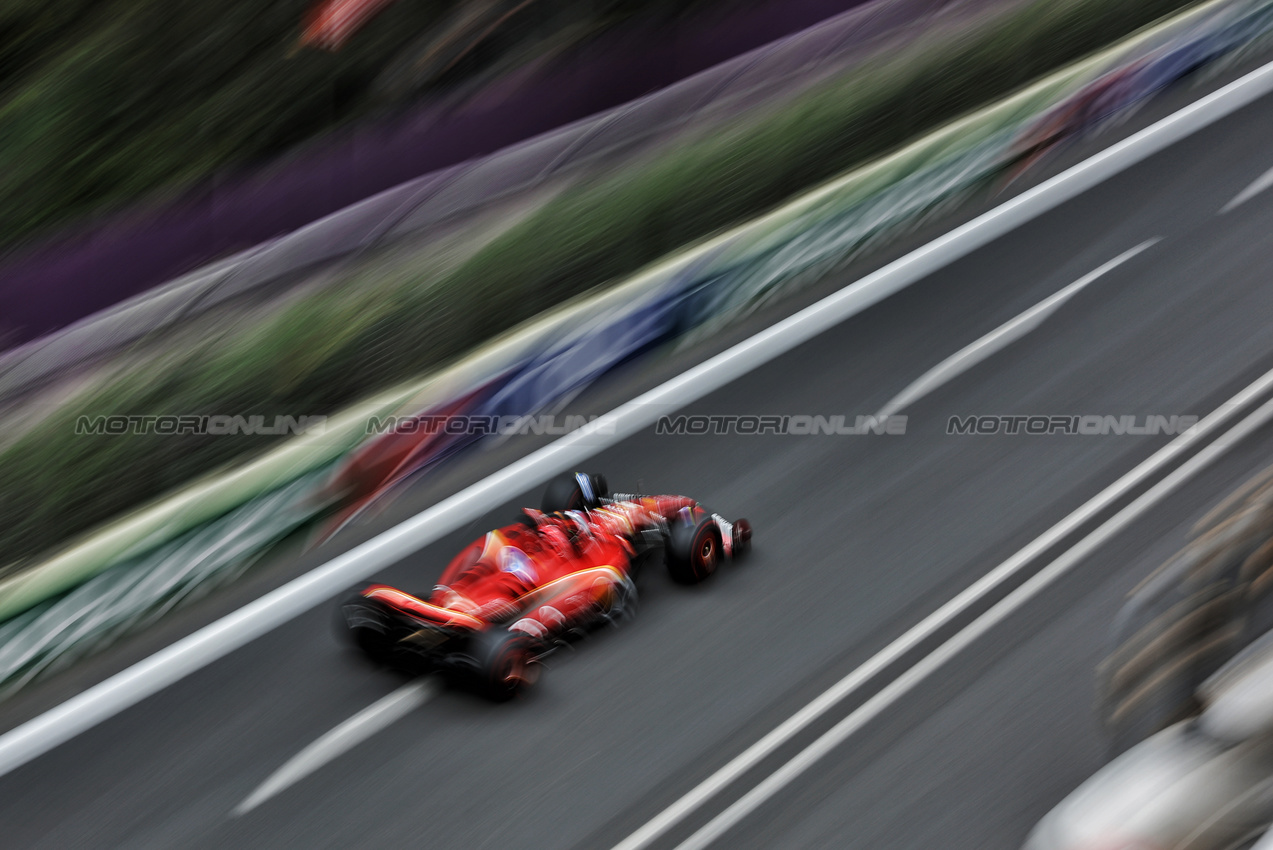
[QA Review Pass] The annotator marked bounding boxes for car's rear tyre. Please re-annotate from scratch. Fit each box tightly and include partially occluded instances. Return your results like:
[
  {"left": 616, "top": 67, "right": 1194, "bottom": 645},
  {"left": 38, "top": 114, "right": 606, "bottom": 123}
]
[
  {"left": 668, "top": 518, "right": 723, "bottom": 584},
  {"left": 541, "top": 472, "right": 608, "bottom": 513},
  {"left": 473, "top": 629, "right": 540, "bottom": 701},
  {"left": 341, "top": 595, "right": 395, "bottom": 664},
  {"left": 341, "top": 594, "right": 441, "bottom": 675}
]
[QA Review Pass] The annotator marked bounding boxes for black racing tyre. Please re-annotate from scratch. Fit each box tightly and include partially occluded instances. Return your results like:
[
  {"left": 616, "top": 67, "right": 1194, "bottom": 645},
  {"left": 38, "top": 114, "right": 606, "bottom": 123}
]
[
  {"left": 540, "top": 472, "right": 608, "bottom": 513},
  {"left": 668, "top": 518, "right": 723, "bottom": 584},
  {"left": 341, "top": 595, "right": 395, "bottom": 665},
  {"left": 341, "top": 594, "right": 438, "bottom": 675},
  {"left": 472, "top": 629, "right": 541, "bottom": 701}
]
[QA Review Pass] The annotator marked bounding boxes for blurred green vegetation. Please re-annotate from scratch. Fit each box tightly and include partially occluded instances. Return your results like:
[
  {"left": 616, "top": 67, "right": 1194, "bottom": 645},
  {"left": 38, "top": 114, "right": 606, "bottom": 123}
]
[
  {"left": 0, "top": 0, "right": 747, "bottom": 251},
  {"left": 0, "top": 0, "right": 1202, "bottom": 572}
]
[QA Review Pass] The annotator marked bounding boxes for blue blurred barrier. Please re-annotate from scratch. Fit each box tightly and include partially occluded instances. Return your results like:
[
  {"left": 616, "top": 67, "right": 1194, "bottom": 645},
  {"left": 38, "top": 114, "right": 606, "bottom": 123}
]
[{"left": 4, "top": 0, "right": 1273, "bottom": 695}]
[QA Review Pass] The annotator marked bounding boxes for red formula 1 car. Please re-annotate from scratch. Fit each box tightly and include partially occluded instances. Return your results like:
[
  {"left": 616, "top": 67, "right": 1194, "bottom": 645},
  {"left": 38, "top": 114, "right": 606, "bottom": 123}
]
[{"left": 341, "top": 473, "right": 751, "bottom": 699}]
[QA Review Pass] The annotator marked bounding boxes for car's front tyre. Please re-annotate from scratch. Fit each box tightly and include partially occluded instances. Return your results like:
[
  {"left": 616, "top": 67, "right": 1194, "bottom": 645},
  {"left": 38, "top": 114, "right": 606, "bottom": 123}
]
[{"left": 667, "top": 517, "right": 723, "bottom": 584}]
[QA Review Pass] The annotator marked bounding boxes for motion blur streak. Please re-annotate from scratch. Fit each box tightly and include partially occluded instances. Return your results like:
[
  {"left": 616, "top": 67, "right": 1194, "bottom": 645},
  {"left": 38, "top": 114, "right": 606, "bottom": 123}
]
[
  {"left": 612, "top": 361, "right": 1273, "bottom": 850},
  {"left": 233, "top": 679, "right": 438, "bottom": 816},
  {"left": 1222, "top": 162, "right": 1273, "bottom": 211},
  {"left": 874, "top": 239, "right": 1159, "bottom": 419},
  {"left": 3, "top": 48, "right": 1272, "bottom": 787},
  {"left": 670, "top": 389, "right": 1273, "bottom": 850}
]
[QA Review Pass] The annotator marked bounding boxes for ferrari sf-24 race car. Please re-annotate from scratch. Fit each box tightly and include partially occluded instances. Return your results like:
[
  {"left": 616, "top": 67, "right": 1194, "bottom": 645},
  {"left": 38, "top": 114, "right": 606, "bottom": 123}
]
[{"left": 341, "top": 473, "right": 751, "bottom": 699}]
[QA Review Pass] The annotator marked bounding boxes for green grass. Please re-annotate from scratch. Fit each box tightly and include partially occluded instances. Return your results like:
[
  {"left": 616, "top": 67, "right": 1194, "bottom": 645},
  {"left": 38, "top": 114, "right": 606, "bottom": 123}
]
[{"left": 0, "top": 0, "right": 1204, "bottom": 573}]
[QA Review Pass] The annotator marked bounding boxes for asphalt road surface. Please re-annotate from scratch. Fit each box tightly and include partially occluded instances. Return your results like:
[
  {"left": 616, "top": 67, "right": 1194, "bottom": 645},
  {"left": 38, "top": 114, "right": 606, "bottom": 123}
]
[{"left": 5, "top": 60, "right": 1273, "bottom": 849}]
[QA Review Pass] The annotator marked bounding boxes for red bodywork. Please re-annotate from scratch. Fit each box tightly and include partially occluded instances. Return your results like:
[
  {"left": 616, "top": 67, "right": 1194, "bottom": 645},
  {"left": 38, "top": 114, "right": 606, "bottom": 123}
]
[{"left": 361, "top": 495, "right": 705, "bottom": 641}]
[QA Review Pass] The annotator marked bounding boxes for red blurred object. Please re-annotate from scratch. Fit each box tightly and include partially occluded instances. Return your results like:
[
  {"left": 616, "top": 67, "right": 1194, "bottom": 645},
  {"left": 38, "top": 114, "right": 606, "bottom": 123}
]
[
  {"left": 340, "top": 473, "right": 752, "bottom": 698},
  {"left": 1004, "top": 61, "right": 1147, "bottom": 184},
  {"left": 301, "top": 0, "right": 400, "bottom": 50},
  {"left": 314, "top": 382, "right": 496, "bottom": 538}
]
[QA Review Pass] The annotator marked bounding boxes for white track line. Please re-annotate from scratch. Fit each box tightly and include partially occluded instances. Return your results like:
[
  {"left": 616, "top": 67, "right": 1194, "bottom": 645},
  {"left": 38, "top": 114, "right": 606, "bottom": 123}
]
[
  {"left": 611, "top": 363, "right": 1273, "bottom": 850},
  {"left": 1222, "top": 163, "right": 1273, "bottom": 213},
  {"left": 2, "top": 57, "right": 1273, "bottom": 782},
  {"left": 876, "top": 240, "right": 1158, "bottom": 419},
  {"left": 232, "top": 245, "right": 1152, "bottom": 819},
  {"left": 233, "top": 679, "right": 438, "bottom": 816},
  {"left": 258, "top": 240, "right": 1152, "bottom": 828},
  {"left": 671, "top": 391, "right": 1273, "bottom": 850}
]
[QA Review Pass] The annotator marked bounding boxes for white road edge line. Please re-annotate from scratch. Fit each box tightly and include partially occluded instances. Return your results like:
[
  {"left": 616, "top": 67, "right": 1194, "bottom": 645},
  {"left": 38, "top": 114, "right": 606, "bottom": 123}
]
[
  {"left": 1251, "top": 825, "right": 1273, "bottom": 850},
  {"left": 233, "top": 679, "right": 438, "bottom": 817},
  {"left": 1222, "top": 163, "right": 1273, "bottom": 212},
  {"left": 2, "top": 57, "right": 1273, "bottom": 782},
  {"left": 609, "top": 358, "right": 1273, "bottom": 850},
  {"left": 876, "top": 239, "right": 1159, "bottom": 419},
  {"left": 228, "top": 245, "right": 1154, "bottom": 821},
  {"left": 671, "top": 383, "right": 1273, "bottom": 850}
]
